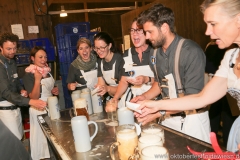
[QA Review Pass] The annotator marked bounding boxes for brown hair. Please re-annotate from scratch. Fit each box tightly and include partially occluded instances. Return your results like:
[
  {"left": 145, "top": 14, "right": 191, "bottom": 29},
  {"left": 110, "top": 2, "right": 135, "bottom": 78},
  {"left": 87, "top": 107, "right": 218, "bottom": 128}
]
[
  {"left": 200, "top": 0, "right": 240, "bottom": 17},
  {"left": 0, "top": 32, "right": 19, "bottom": 47},
  {"left": 30, "top": 46, "right": 46, "bottom": 63},
  {"left": 76, "top": 38, "right": 91, "bottom": 50}
]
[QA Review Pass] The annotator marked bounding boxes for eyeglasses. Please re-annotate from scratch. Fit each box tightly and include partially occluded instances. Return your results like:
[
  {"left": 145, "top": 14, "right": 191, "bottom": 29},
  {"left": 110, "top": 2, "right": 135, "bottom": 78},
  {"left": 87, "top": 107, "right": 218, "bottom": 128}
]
[
  {"left": 93, "top": 45, "right": 108, "bottom": 52},
  {"left": 130, "top": 28, "right": 144, "bottom": 35}
]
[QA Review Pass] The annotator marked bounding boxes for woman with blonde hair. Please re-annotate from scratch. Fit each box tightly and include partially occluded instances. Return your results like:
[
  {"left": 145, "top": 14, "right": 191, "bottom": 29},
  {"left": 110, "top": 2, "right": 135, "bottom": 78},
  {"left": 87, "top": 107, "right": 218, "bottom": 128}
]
[
  {"left": 67, "top": 38, "right": 98, "bottom": 91},
  {"left": 135, "top": 0, "right": 240, "bottom": 152}
]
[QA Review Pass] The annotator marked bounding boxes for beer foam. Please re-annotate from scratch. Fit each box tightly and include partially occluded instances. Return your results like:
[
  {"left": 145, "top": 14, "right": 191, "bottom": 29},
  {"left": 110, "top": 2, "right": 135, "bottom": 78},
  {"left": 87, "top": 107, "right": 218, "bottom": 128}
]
[
  {"left": 142, "top": 146, "right": 168, "bottom": 157},
  {"left": 139, "top": 135, "right": 161, "bottom": 144},
  {"left": 74, "top": 98, "right": 87, "bottom": 109},
  {"left": 143, "top": 128, "right": 162, "bottom": 134},
  {"left": 117, "top": 129, "right": 137, "bottom": 139}
]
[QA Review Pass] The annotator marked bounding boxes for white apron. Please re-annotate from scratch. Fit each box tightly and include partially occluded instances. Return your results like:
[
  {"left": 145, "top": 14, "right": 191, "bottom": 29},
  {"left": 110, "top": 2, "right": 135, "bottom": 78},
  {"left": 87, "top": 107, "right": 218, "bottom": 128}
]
[
  {"left": 123, "top": 49, "right": 154, "bottom": 97},
  {"left": 161, "top": 73, "right": 210, "bottom": 143},
  {"left": 101, "top": 61, "right": 130, "bottom": 108},
  {"left": 30, "top": 73, "right": 54, "bottom": 160},
  {"left": 0, "top": 100, "right": 23, "bottom": 140},
  {"left": 80, "top": 69, "right": 98, "bottom": 90}
]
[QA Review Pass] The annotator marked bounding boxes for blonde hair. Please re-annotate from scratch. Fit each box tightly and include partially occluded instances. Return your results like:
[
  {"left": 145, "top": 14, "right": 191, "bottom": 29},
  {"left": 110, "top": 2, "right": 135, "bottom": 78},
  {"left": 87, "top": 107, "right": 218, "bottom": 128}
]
[
  {"left": 200, "top": 0, "right": 240, "bottom": 17},
  {"left": 76, "top": 38, "right": 91, "bottom": 50}
]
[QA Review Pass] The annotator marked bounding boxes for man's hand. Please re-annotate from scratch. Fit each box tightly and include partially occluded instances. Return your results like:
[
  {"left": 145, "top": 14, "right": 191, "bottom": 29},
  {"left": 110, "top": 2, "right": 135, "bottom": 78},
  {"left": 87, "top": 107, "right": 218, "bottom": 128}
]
[
  {"left": 20, "top": 90, "right": 28, "bottom": 97},
  {"left": 29, "top": 99, "right": 47, "bottom": 110},
  {"left": 136, "top": 112, "right": 161, "bottom": 125}
]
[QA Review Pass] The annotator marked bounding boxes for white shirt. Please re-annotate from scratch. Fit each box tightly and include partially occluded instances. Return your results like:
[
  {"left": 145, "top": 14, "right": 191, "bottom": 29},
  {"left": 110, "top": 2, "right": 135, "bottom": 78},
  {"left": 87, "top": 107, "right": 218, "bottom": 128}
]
[{"left": 215, "top": 48, "right": 240, "bottom": 90}]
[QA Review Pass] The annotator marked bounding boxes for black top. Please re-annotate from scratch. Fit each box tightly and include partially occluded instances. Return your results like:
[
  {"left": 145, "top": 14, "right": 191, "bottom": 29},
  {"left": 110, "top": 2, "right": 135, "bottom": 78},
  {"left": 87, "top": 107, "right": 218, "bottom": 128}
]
[
  {"left": 0, "top": 54, "right": 29, "bottom": 105},
  {"left": 122, "top": 45, "right": 153, "bottom": 76},
  {"left": 97, "top": 53, "right": 124, "bottom": 83}
]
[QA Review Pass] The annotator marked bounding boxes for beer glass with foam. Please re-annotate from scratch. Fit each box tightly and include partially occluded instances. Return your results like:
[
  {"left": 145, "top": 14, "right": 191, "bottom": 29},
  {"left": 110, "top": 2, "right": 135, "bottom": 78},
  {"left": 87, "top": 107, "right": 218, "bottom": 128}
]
[
  {"left": 69, "top": 98, "right": 89, "bottom": 120},
  {"left": 141, "top": 145, "right": 169, "bottom": 160},
  {"left": 110, "top": 124, "right": 138, "bottom": 160},
  {"left": 141, "top": 123, "right": 165, "bottom": 143}
]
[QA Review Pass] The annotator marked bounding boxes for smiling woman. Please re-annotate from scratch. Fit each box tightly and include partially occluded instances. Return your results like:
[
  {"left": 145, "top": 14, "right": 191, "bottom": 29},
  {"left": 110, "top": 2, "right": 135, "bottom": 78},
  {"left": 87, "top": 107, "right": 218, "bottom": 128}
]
[
  {"left": 66, "top": 38, "right": 98, "bottom": 91},
  {"left": 94, "top": 32, "right": 124, "bottom": 98},
  {"left": 22, "top": 46, "right": 59, "bottom": 160}
]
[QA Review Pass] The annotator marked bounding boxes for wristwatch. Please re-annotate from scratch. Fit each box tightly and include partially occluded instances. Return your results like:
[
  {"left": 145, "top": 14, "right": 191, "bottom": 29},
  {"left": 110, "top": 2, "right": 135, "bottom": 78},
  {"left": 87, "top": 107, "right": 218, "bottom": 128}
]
[
  {"left": 146, "top": 76, "right": 151, "bottom": 85},
  {"left": 159, "top": 110, "right": 166, "bottom": 116},
  {"left": 158, "top": 110, "right": 166, "bottom": 124}
]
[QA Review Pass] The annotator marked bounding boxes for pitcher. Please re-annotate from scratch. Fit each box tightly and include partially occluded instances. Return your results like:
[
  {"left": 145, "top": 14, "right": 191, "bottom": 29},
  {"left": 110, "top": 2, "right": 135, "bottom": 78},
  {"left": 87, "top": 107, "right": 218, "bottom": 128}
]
[
  {"left": 71, "top": 116, "right": 98, "bottom": 152},
  {"left": 110, "top": 124, "right": 138, "bottom": 160}
]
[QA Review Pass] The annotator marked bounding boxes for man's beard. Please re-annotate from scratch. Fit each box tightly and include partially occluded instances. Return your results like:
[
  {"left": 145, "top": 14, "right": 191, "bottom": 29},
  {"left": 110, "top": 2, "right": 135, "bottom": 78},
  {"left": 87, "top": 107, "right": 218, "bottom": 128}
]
[{"left": 152, "top": 34, "right": 166, "bottom": 48}]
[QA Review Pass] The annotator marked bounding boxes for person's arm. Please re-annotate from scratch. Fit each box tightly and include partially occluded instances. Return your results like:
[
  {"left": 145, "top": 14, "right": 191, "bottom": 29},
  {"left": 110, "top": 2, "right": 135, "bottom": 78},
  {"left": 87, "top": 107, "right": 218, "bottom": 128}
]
[
  {"left": 96, "top": 77, "right": 117, "bottom": 96},
  {"left": 137, "top": 76, "right": 227, "bottom": 117},
  {"left": 0, "top": 64, "right": 29, "bottom": 106},
  {"left": 29, "top": 70, "right": 43, "bottom": 99},
  {"left": 112, "top": 76, "right": 129, "bottom": 100}
]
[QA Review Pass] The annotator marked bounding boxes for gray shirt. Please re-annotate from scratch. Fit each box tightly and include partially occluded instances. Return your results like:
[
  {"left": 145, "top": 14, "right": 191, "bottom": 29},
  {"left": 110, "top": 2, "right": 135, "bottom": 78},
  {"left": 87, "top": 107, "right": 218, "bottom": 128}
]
[
  {"left": 149, "top": 34, "right": 206, "bottom": 97},
  {"left": 0, "top": 54, "right": 29, "bottom": 106}
]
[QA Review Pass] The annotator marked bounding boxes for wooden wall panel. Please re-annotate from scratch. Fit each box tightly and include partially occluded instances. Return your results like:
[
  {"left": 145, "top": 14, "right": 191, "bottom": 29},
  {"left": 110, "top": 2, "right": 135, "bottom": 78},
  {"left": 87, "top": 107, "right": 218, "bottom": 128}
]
[
  {"left": 121, "top": 0, "right": 209, "bottom": 49},
  {"left": 0, "top": 0, "right": 37, "bottom": 39}
]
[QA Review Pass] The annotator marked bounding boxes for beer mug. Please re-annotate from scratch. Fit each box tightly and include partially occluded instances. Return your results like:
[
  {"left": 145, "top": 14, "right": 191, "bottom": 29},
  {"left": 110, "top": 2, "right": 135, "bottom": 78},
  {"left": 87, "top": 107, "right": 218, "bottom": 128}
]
[
  {"left": 141, "top": 145, "right": 169, "bottom": 160},
  {"left": 141, "top": 123, "right": 165, "bottom": 143},
  {"left": 71, "top": 90, "right": 81, "bottom": 103},
  {"left": 69, "top": 98, "right": 89, "bottom": 121},
  {"left": 138, "top": 135, "right": 163, "bottom": 153},
  {"left": 110, "top": 124, "right": 138, "bottom": 160},
  {"left": 117, "top": 107, "right": 134, "bottom": 125},
  {"left": 71, "top": 116, "right": 98, "bottom": 152},
  {"left": 47, "top": 96, "right": 60, "bottom": 120}
]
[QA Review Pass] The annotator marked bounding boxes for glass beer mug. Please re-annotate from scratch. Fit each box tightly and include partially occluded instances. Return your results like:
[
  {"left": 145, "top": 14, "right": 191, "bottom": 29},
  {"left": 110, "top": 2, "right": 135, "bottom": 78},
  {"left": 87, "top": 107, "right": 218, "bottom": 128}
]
[
  {"left": 141, "top": 123, "right": 165, "bottom": 143},
  {"left": 110, "top": 124, "right": 138, "bottom": 160}
]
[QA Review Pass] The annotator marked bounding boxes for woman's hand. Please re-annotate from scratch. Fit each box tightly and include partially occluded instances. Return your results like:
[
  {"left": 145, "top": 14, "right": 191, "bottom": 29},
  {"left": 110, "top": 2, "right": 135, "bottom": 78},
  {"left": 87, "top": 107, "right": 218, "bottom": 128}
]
[
  {"left": 127, "top": 76, "right": 148, "bottom": 86},
  {"left": 134, "top": 100, "right": 160, "bottom": 118},
  {"left": 34, "top": 69, "right": 43, "bottom": 82},
  {"left": 96, "top": 85, "right": 108, "bottom": 96},
  {"left": 68, "top": 83, "right": 77, "bottom": 91},
  {"left": 51, "top": 87, "right": 59, "bottom": 95}
]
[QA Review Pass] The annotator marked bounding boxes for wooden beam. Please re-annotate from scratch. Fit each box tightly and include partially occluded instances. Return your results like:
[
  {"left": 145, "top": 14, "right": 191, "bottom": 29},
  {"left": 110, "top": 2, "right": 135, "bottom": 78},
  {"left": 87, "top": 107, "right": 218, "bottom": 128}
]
[
  {"left": 84, "top": 2, "right": 89, "bottom": 22},
  {"left": 50, "top": 0, "right": 154, "bottom": 3}
]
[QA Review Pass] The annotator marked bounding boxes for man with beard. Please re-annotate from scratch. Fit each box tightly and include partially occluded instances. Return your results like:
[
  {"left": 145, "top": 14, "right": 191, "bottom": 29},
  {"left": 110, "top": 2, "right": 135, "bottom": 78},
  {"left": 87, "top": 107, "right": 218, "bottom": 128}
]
[
  {"left": 105, "top": 18, "right": 154, "bottom": 110},
  {"left": 131, "top": 4, "right": 210, "bottom": 143}
]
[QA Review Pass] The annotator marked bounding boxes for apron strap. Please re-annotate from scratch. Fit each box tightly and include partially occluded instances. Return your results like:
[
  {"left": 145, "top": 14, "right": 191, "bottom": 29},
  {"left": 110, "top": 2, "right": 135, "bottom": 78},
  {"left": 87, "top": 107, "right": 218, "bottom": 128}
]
[
  {"left": 174, "top": 38, "right": 185, "bottom": 97},
  {"left": 153, "top": 49, "right": 161, "bottom": 90}
]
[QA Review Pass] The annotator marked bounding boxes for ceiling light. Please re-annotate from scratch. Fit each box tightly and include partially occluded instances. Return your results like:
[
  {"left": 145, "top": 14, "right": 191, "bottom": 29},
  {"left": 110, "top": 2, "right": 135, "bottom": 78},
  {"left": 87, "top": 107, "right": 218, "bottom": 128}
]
[{"left": 60, "top": 5, "right": 67, "bottom": 17}]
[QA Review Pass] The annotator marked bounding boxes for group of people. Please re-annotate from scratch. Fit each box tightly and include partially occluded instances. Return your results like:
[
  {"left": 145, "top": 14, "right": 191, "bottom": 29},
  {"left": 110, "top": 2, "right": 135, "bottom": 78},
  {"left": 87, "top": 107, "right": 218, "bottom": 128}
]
[{"left": 0, "top": 0, "right": 240, "bottom": 159}]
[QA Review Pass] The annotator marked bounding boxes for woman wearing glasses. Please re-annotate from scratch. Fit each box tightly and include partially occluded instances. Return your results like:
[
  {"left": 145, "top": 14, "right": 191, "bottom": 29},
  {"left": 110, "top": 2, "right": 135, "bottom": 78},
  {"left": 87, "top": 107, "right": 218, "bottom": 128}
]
[
  {"left": 94, "top": 32, "right": 124, "bottom": 99},
  {"left": 106, "top": 18, "right": 154, "bottom": 110},
  {"left": 23, "top": 46, "right": 59, "bottom": 160},
  {"left": 136, "top": 0, "right": 240, "bottom": 152},
  {"left": 67, "top": 38, "right": 98, "bottom": 91}
]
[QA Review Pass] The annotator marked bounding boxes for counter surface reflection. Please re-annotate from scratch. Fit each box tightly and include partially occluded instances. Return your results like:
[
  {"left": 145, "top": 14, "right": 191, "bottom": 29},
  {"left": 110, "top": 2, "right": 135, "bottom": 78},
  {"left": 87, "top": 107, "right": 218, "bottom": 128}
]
[{"left": 37, "top": 109, "right": 214, "bottom": 160}]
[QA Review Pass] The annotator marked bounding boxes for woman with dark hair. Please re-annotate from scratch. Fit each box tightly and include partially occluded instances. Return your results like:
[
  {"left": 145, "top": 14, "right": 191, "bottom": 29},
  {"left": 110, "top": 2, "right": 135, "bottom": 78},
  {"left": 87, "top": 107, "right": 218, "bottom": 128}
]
[
  {"left": 67, "top": 38, "right": 98, "bottom": 91},
  {"left": 23, "top": 46, "right": 58, "bottom": 160},
  {"left": 94, "top": 32, "right": 125, "bottom": 101}
]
